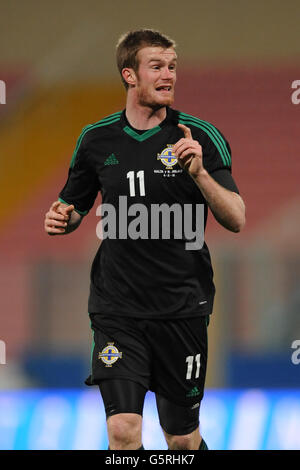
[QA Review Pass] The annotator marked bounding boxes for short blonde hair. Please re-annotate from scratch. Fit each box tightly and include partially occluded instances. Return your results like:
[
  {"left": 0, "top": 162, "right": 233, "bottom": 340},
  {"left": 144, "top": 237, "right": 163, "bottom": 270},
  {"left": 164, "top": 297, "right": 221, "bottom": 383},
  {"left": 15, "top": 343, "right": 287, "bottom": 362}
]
[{"left": 116, "top": 29, "right": 176, "bottom": 89}]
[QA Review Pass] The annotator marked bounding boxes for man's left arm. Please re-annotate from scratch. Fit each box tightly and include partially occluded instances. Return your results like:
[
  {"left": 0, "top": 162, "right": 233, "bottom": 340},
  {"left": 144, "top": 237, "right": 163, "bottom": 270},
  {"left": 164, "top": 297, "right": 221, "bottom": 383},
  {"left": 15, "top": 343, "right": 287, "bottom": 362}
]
[
  {"left": 173, "top": 123, "right": 246, "bottom": 233},
  {"left": 191, "top": 168, "right": 245, "bottom": 232}
]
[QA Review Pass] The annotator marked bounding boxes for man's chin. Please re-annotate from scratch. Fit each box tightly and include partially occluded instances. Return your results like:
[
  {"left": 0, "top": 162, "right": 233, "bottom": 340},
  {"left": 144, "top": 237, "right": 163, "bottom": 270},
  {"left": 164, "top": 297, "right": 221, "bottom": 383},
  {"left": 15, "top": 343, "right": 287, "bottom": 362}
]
[
  {"left": 143, "top": 96, "right": 174, "bottom": 109},
  {"left": 162, "top": 97, "right": 174, "bottom": 107},
  {"left": 157, "top": 93, "right": 174, "bottom": 107}
]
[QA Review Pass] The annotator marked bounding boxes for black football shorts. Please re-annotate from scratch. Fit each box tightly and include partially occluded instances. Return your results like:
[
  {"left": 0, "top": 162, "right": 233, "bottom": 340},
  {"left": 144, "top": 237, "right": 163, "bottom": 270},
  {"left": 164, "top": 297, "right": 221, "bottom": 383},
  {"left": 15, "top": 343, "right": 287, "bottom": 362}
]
[{"left": 86, "top": 313, "right": 208, "bottom": 407}]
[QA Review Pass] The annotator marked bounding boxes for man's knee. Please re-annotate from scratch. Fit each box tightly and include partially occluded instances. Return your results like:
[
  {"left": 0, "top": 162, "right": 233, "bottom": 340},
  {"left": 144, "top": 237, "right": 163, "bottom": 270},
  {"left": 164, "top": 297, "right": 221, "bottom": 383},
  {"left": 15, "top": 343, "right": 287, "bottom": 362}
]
[
  {"left": 164, "top": 429, "right": 201, "bottom": 450},
  {"left": 107, "top": 413, "right": 142, "bottom": 450}
]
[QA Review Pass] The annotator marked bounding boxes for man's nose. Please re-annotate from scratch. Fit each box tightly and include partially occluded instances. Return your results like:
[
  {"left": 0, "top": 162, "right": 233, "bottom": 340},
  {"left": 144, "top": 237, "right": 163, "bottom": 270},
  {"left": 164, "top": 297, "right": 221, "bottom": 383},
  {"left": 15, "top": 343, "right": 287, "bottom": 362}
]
[{"left": 161, "top": 67, "right": 173, "bottom": 79}]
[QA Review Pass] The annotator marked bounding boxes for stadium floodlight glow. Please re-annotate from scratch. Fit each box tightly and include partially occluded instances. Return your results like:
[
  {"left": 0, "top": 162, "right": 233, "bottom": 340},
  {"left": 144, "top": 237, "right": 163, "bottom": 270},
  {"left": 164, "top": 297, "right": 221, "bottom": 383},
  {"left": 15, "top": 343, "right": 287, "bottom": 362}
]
[
  {"left": 1, "top": 389, "right": 300, "bottom": 450},
  {"left": 0, "top": 340, "right": 6, "bottom": 365},
  {"left": 0, "top": 81, "right": 6, "bottom": 104}
]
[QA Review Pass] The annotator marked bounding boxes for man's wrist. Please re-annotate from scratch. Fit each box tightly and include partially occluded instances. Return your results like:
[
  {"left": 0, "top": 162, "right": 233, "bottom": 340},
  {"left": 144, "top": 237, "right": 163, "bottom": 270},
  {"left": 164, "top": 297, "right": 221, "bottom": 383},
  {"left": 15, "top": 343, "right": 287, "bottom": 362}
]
[{"left": 191, "top": 167, "right": 209, "bottom": 183}]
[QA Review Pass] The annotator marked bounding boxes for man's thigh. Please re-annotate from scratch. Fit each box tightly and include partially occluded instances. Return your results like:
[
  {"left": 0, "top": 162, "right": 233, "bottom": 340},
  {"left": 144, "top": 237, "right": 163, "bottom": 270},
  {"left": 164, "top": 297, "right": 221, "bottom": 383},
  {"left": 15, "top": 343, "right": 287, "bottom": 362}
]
[
  {"left": 155, "top": 393, "right": 200, "bottom": 435},
  {"left": 99, "top": 378, "right": 147, "bottom": 417},
  {"left": 87, "top": 313, "right": 151, "bottom": 390},
  {"left": 146, "top": 315, "right": 208, "bottom": 408}
]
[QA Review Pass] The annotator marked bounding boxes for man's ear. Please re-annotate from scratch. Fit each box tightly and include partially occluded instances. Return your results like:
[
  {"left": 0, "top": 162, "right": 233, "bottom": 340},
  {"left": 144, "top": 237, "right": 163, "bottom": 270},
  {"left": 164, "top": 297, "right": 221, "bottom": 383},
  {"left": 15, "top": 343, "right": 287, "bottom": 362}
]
[{"left": 122, "top": 68, "right": 137, "bottom": 87}]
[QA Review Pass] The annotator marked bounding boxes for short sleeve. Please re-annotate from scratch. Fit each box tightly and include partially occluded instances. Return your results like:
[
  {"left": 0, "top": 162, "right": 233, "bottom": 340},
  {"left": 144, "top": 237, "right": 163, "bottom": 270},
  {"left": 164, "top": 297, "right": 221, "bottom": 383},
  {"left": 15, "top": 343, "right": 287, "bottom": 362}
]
[
  {"left": 202, "top": 125, "right": 232, "bottom": 174},
  {"left": 58, "top": 137, "right": 99, "bottom": 216},
  {"left": 210, "top": 168, "right": 240, "bottom": 194}
]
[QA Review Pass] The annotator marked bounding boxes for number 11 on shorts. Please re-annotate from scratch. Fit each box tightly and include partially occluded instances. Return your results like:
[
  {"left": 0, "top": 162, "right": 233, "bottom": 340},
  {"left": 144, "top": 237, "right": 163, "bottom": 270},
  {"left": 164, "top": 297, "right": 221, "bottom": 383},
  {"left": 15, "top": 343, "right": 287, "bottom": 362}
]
[{"left": 185, "top": 354, "right": 201, "bottom": 380}]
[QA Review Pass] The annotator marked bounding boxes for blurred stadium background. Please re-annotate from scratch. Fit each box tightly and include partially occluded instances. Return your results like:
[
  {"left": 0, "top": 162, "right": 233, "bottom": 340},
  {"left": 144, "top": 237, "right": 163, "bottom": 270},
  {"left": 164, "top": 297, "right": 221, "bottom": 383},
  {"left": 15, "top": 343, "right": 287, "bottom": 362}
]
[{"left": 0, "top": 0, "right": 300, "bottom": 450}]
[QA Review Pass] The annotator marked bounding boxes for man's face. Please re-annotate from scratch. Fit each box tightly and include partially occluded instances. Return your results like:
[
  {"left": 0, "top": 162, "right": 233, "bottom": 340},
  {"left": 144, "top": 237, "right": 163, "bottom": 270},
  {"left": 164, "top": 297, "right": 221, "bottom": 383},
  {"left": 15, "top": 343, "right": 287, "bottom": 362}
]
[{"left": 133, "top": 46, "right": 177, "bottom": 108}]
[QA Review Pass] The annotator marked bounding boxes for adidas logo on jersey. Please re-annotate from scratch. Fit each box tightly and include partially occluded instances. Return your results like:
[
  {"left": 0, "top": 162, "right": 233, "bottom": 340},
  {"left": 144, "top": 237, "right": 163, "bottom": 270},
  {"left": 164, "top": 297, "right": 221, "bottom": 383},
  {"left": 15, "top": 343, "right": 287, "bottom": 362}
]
[{"left": 104, "top": 153, "right": 119, "bottom": 165}]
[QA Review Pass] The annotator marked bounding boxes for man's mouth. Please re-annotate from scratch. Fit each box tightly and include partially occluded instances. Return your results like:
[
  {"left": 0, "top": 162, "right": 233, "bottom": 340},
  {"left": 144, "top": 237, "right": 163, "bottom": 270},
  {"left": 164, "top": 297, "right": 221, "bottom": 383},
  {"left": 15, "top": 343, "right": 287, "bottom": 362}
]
[{"left": 156, "top": 86, "right": 172, "bottom": 92}]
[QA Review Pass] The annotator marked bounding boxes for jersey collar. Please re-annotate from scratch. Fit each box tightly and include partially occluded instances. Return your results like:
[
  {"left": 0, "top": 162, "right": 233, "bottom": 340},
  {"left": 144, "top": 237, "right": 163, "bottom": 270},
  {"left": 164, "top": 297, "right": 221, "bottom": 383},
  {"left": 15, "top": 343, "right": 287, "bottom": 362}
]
[{"left": 121, "top": 107, "right": 173, "bottom": 142}]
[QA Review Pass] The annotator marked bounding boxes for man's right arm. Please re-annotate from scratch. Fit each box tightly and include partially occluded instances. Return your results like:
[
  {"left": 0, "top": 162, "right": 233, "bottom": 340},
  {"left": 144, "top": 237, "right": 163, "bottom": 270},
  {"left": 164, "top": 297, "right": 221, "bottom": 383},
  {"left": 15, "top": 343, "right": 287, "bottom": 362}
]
[
  {"left": 47, "top": 128, "right": 99, "bottom": 236},
  {"left": 44, "top": 201, "right": 83, "bottom": 235}
]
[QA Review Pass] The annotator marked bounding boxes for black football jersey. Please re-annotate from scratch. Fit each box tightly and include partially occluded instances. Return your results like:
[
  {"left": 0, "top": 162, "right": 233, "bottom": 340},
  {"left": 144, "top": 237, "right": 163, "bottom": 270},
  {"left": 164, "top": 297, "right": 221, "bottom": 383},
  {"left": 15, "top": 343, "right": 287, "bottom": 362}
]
[{"left": 59, "top": 107, "right": 239, "bottom": 319}]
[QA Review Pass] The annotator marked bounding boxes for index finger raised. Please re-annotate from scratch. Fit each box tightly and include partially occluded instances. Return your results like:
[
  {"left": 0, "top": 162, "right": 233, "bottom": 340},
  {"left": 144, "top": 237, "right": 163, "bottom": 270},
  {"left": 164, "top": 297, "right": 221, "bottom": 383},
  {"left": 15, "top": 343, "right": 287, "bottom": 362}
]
[{"left": 178, "top": 123, "right": 192, "bottom": 139}]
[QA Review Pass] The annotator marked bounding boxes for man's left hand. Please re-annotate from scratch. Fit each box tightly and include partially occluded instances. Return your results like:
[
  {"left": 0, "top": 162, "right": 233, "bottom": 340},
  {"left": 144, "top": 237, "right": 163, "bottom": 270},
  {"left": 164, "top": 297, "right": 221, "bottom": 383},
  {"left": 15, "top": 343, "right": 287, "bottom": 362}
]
[{"left": 173, "top": 124, "right": 205, "bottom": 178}]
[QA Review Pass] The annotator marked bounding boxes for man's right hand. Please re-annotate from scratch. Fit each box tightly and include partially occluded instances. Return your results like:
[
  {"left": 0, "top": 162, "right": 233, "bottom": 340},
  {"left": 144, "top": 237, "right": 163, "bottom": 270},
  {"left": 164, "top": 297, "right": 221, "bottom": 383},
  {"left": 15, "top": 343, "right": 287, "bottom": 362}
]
[{"left": 44, "top": 201, "right": 75, "bottom": 235}]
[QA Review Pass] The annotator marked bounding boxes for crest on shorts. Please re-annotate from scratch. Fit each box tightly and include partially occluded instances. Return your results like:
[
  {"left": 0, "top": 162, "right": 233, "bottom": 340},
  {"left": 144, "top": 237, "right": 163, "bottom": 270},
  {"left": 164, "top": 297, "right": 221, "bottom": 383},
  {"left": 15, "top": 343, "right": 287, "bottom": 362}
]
[
  {"left": 98, "top": 342, "right": 122, "bottom": 367},
  {"left": 157, "top": 145, "right": 177, "bottom": 169}
]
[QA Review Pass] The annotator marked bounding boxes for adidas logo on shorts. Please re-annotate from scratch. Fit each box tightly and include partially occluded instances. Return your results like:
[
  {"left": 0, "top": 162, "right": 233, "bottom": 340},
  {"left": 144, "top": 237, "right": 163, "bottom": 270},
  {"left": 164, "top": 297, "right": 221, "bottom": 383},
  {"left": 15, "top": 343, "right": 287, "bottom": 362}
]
[{"left": 191, "top": 402, "right": 200, "bottom": 410}]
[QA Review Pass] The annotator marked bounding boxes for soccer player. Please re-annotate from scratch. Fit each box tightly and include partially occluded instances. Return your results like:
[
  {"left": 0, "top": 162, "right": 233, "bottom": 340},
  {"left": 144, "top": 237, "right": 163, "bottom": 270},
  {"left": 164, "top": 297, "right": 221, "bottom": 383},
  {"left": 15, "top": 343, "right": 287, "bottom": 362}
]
[{"left": 44, "top": 29, "right": 245, "bottom": 450}]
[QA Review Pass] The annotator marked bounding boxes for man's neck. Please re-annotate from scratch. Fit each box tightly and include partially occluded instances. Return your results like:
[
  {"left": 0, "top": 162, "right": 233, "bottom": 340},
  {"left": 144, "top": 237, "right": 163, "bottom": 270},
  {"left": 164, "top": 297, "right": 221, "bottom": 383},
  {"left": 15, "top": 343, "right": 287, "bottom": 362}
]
[{"left": 125, "top": 99, "right": 167, "bottom": 130}]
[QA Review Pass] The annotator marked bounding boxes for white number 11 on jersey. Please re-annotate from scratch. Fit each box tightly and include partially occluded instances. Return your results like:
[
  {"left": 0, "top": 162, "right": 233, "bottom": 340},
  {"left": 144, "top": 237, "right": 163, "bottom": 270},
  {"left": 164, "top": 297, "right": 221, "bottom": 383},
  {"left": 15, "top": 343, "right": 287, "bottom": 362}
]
[{"left": 127, "top": 170, "right": 145, "bottom": 197}]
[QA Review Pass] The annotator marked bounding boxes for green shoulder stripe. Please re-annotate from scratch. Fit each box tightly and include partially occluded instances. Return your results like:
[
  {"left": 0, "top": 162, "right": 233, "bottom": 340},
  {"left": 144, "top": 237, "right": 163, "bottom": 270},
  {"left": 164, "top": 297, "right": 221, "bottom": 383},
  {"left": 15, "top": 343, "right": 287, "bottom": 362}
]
[
  {"left": 70, "top": 111, "right": 122, "bottom": 168},
  {"left": 178, "top": 112, "right": 231, "bottom": 166}
]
